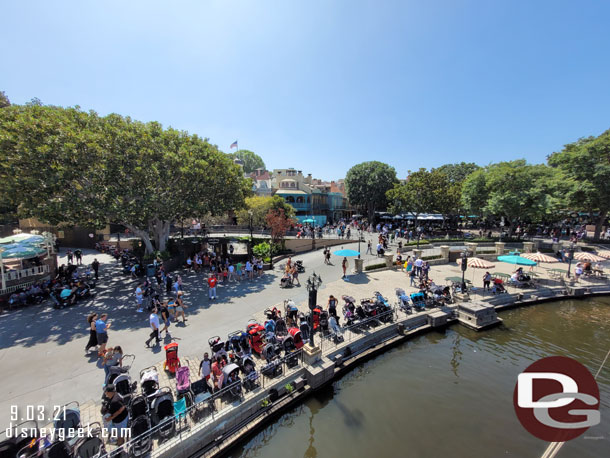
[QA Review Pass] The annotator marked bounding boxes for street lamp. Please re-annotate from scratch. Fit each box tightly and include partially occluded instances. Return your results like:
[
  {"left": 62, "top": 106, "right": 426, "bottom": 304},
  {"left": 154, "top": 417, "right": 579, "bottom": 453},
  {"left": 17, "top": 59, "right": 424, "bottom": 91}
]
[
  {"left": 248, "top": 210, "right": 253, "bottom": 257},
  {"left": 566, "top": 243, "right": 575, "bottom": 278},
  {"left": 358, "top": 227, "right": 362, "bottom": 259},
  {"left": 460, "top": 250, "right": 468, "bottom": 293},
  {"left": 305, "top": 272, "right": 323, "bottom": 347}
]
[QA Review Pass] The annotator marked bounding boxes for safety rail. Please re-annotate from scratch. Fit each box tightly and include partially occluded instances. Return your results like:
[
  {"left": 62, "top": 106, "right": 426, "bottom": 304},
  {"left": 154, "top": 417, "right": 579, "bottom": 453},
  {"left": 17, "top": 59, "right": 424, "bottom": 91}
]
[
  {"left": 98, "top": 349, "right": 304, "bottom": 457},
  {"left": 318, "top": 307, "right": 397, "bottom": 354}
]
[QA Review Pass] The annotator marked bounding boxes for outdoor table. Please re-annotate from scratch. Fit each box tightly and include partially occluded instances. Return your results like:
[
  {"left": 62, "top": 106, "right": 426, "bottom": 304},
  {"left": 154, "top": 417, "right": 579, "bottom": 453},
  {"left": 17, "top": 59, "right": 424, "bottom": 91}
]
[{"left": 492, "top": 272, "right": 511, "bottom": 279}]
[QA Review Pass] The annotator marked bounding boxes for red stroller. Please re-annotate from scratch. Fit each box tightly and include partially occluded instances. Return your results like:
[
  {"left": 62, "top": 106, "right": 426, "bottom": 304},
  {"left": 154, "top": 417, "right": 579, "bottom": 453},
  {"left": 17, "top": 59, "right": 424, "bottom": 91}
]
[
  {"left": 288, "top": 327, "right": 304, "bottom": 349},
  {"left": 163, "top": 343, "right": 180, "bottom": 375},
  {"left": 247, "top": 320, "right": 266, "bottom": 355},
  {"left": 312, "top": 307, "right": 322, "bottom": 331}
]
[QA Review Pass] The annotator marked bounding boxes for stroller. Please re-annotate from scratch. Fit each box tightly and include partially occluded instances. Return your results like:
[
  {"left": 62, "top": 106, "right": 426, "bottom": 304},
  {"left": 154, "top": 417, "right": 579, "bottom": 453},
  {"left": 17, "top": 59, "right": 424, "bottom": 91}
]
[
  {"left": 298, "top": 315, "right": 311, "bottom": 344},
  {"left": 128, "top": 396, "right": 152, "bottom": 458},
  {"left": 190, "top": 379, "right": 214, "bottom": 421},
  {"left": 395, "top": 288, "right": 412, "bottom": 314},
  {"left": 264, "top": 319, "right": 276, "bottom": 336},
  {"left": 175, "top": 365, "right": 194, "bottom": 409},
  {"left": 295, "top": 260, "right": 305, "bottom": 273},
  {"left": 163, "top": 343, "right": 181, "bottom": 375},
  {"left": 319, "top": 310, "right": 329, "bottom": 336},
  {"left": 208, "top": 336, "right": 228, "bottom": 360},
  {"left": 150, "top": 387, "right": 176, "bottom": 439},
  {"left": 51, "top": 401, "right": 81, "bottom": 452},
  {"left": 328, "top": 315, "right": 344, "bottom": 343},
  {"left": 221, "top": 363, "right": 242, "bottom": 401},
  {"left": 1, "top": 420, "right": 43, "bottom": 458},
  {"left": 227, "top": 331, "right": 247, "bottom": 360},
  {"left": 282, "top": 334, "right": 299, "bottom": 368},
  {"left": 140, "top": 366, "right": 160, "bottom": 402},
  {"left": 312, "top": 307, "right": 322, "bottom": 331},
  {"left": 261, "top": 343, "right": 283, "bottom": 378},
  {"left": 265, "top": 307, "right": 281, "bottom": 321},
  {"left": 105, "top": 354, "right": 135, "bottom": 385},
  {"left": 239, "top": 354, "right": 259, "bottom": 391},
  {"left": 247, "top": 320, "right": 266, "bottom": 355},
  {"left": 275, "top": 315, "right": 288, "bottom": 337},
  {"left": 410, "top": 292, "right": 426, "bottom": 311},
  {"left": 288, "top": 327, "right": 304, "bottom": 349},
  {"left": 112, "top": 371, "right": 138, "bottom": 405},
  {"left": 280, "top": 273, "right": 293, "bottom": 288},
  {"left": 72, "top": 422, "right": 106, "bottom": 458}
]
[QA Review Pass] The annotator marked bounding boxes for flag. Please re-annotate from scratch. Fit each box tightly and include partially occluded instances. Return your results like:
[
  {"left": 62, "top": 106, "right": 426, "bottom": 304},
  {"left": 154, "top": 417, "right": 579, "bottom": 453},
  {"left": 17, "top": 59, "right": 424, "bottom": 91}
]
[{"left": 230, "top": 141, "right": 238, "bottom": 149}]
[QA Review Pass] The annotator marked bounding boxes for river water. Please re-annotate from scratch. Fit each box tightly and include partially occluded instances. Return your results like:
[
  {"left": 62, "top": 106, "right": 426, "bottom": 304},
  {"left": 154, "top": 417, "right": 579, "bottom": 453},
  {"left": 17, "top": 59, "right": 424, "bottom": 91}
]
[{"left": 230, "top": 298, "right": 610, "bottom": 458}]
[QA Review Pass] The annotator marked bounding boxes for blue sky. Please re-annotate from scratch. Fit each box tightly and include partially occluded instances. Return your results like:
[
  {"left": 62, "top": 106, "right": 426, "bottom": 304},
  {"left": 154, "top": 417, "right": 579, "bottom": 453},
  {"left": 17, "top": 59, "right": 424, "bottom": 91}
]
[{"left": 2, "top": 0, "right": 610, "bottom": 180}]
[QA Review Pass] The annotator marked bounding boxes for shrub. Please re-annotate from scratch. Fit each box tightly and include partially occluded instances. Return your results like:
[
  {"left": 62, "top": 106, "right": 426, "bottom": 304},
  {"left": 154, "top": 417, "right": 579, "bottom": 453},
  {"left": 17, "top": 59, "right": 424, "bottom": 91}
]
[
  {"left": 253, "top": 241, "right": 271, "bottom": 258},
  {"left": 365, "top": 262, "right": 387, "bottom": 271}
]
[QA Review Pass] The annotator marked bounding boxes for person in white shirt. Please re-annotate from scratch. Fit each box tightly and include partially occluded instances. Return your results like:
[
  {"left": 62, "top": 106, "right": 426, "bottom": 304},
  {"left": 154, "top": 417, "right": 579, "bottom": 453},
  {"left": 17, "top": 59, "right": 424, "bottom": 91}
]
[
  {"left": 246, "top": 261, "right": 253, "bottom": 280},
  {"left": 145, "top": 308, "right": 160, "bottom": 347},
  {"left": 414, "top": 258, "right": 423, "bottom": 276},
  {"left": 135, "top": 284, "right": 144, "bottom": 313},
  {"left": 228, "top": 264, "right": 235, "bottom": 282}
]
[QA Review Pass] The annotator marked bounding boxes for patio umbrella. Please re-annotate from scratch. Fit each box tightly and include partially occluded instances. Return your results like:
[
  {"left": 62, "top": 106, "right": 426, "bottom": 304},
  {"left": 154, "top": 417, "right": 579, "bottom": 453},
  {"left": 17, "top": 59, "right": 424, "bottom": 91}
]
[
  {"left": 333, "top": 249, "right": 360, "bottom": 257},
  {"left": 2, "top": 245, "right": 46, "bottom": 258},
  {"left": 573, "top": 252, "right": 606, "bottom": 262},
  {"left": 597, "top": 250, "right": 610, "bottom": 259},
  {"left": 456, "top": 257, "right": 495, "bottom": 269},
  {"left": 497, "top": 255, "right": 537, "bottom": 266},
  {"left": 302, "top": 218, "right": 315, "bottom": 223},
  {"left": 0, "top": 234, "right": 45, "bottom": 245},
  {"left": 521, "top": 252, "right": 559, "bottom": 263}
]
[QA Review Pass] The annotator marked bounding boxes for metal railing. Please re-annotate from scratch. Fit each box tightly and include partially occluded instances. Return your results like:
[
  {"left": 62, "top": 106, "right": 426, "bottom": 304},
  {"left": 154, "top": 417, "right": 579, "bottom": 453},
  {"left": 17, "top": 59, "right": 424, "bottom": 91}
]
[
  {"left": 318, "top": 307, "right": 397, "bottom": 354},
  {"left": 97, "top": 349, "right": 304, "bottom": 457},
  {"left": 2, "top": 264, "right": 49, "bottom": 282}
]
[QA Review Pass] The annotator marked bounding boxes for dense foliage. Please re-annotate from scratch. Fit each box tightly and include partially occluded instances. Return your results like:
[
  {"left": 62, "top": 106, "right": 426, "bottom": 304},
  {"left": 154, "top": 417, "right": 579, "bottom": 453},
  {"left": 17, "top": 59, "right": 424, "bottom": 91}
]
[{"left": 345, "top": 161, "right": 398, "bottom": 221}]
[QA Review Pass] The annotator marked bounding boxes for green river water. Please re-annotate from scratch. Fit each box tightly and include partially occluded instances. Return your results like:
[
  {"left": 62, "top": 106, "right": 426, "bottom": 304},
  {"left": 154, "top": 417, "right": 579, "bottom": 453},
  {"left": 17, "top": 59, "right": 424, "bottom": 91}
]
[{"left": 230, "top": 297, "right": 610, "bottom": 458}]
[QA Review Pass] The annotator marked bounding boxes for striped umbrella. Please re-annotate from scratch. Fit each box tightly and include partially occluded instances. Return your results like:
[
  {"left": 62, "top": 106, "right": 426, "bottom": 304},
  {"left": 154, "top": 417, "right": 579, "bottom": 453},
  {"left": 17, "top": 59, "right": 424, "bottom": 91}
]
[
  {"left": 597, "top": 250, "right": 610, "bottom": 259},
  {"left": 521, "top": 252, "right": 559, "bottom": 263},
  {"left": 456, "top": 257, "right": 495, "bottom": 269},
  {"left": 573, "top": 252, "right": 606, "bottom": 262}
]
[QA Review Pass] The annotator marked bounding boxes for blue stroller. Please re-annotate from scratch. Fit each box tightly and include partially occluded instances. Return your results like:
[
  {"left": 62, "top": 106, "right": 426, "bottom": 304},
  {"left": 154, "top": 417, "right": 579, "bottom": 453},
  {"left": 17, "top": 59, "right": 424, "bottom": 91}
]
[{"left": 410, "top": 292, "right": 426, "bottom": 311}]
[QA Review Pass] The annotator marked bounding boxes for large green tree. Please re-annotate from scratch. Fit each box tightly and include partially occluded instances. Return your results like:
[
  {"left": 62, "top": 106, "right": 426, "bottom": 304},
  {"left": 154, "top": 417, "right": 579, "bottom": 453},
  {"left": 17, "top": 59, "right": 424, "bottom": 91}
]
[
  {"left": 547, "top": 131, "right": 610, "bottom": 240},
  {"left": 386, "top": 168, "right": 457, "bottom": 223},
  {"left": 0, "top": 104, "right": 251, "bottom": 253},
  {"left": 229, "top": 149, "right": 266, "bottom": 173},
  {"left": 0, "top": 91, "right": 10, "bottom": 108},
  {"left": 236, "top": 195, "right": 295, "bottom": 227},
  {"left": 461, "top": 160, "right": 558, "bottom": 236},
  {"left": 345, "top": 161, "right": 398, "bottom": 221}
]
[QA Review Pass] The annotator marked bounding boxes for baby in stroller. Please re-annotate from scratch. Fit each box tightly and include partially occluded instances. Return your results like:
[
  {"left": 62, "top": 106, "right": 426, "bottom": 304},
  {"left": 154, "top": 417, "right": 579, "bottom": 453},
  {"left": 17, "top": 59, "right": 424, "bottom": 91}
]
[
  {"left": 280, "top": 272, "right": 293, "bottom": 288},
  {"left": 492, "top": 278, "right": 507, "bottom": 294}
]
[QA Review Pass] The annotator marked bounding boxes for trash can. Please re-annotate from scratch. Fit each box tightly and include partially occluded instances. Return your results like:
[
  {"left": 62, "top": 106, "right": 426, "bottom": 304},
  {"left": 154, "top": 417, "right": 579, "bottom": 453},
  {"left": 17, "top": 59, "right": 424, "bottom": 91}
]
[{"left": 146, "top": 264, "right": 156, "bottom": 277}]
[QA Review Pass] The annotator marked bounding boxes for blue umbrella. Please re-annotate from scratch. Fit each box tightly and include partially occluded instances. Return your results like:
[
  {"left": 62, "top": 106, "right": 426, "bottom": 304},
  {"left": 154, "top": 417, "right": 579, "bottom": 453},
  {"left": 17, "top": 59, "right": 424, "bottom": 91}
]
[
  {"left": 497, "top": 255, "right": 537, "bottom": 266},
  {"left": 302, "top": 218, "right": 315, "bottom": 223},
  {"left": 333, "top": 249, "right": 360, "bottom": 257}
]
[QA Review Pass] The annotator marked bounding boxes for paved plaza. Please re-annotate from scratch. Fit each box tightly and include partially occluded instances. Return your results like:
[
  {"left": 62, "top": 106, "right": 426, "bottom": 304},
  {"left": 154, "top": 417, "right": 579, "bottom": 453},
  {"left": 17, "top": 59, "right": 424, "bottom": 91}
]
[{"left": 0, "top": 234, "right": 606, "bottom": 431}]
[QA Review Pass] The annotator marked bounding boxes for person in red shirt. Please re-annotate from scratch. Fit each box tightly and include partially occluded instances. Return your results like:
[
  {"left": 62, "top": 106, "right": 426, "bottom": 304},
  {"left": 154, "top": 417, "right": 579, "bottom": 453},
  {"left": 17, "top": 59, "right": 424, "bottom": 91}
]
[{"left": 208, "top": 274, "right": 218, "bottom": 300}]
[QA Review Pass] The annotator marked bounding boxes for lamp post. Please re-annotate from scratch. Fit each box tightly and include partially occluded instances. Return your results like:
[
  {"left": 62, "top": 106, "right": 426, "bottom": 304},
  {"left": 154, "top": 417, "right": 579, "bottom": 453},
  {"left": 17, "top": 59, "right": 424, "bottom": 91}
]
[
  {"left": 248, "top": 210, "right": 253, "bottom": 257},
  {"left": 460, "top": 250, "right": 468, "bottom": 293},
  {"left": 358, "top": 228, "right": 362, "bottom": 259},
  {"left": 0, "top": 248, "right": 6, "bottom": 292},
  {"left": 306, "top": 272, "right": 323, "bottom": 347},
  {"left": 566, "top": 243, "right": 575, "bottom": 278}
]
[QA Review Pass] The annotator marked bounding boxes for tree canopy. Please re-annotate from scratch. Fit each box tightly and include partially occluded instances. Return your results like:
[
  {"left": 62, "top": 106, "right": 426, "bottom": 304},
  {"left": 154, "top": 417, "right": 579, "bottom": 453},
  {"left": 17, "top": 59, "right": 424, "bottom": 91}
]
[
  {"left": 386, "top": 168, "right": 458, "bottom": 221},
  {"left": 0, "top": 91, "right": 10, "bottom": 108},
  {"left": 345, "top": 161, "right": 398, "bottom": 221},
  {"left": 228, "top": 149, "right": 266, "bottom": 173},
  {"left": 547, "top": 130, "right": 610, "bottom": 239},
  {"left": 461, "top": 160, "right": 558, "bottom": 235},
  {"left": 433, "top": 162, "right": 480, "bottom": 184},
  {"left": 236, "top": 195, "right": 295, "bottom": 227},
  {"left": 0, "top": 104, "right": 251, "bottom": 253}
]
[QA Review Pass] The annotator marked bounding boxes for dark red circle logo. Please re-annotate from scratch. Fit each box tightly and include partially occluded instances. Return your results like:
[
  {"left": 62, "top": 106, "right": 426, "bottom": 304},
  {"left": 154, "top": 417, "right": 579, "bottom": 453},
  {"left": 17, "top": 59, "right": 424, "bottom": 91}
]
[{"left": 513, "top": 356, "right": 600, "bottom": 442}]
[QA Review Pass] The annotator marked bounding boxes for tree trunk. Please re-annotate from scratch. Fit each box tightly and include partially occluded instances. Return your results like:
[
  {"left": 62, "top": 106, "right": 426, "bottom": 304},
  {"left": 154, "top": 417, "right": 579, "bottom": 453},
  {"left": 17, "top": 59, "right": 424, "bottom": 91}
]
[
  {"left": 594, "top": 210, "right": 607, "bottom": 241},
  {"left": 122, "top": 223, "right": 154, "bottom": 254},
  {"left": 150, "top": 219, "right": 171, "bottom": 253},
  {"left": 367, "top": 204, "right": 375, "bottom": 224}
]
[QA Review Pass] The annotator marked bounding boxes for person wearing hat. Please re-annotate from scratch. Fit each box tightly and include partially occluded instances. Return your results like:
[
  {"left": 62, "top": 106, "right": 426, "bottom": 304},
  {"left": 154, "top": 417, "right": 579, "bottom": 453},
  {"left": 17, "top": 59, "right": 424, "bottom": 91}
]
[{"left": 103, "top": 384, "right": 128, "bottom": 446}]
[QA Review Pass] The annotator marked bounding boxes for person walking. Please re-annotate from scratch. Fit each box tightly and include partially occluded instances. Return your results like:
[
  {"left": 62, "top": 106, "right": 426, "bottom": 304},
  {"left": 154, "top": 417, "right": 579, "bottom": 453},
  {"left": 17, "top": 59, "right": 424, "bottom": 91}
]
[
  {"left": 175, "top": 292, "right": 188, "bottom": 324},
  {"left": 135, "top": 283, "right": 144, "bottom": 313},
  {"left": 95, "top": 314, "right": 110, "bottom": 357},
  {"left": 342, "top": 257, "right": 348, "bottom": 279},
  {"left": 409, "top": 268, "right": 417, "bottom": 287},
  {"left": 159, "top": 301, "right": 172, "bottom": 338},
  {"left": 208, "top": 274, "right": 218, "bottom": 300},
  {"left": 228, "top": 263, "right": 235, "bottom": 282},
  {"left": 74, "top": 249, "right": 83, "bottom": 265},
  {"left": 366, "top": 240, "right": 372, "bottom": 255},
  {"left": 91, "top": 258, "right": 100, "bottom": 279},
  {"left": 291, "top": 266, "right": 300, "bottom": 286},
  {"left": 325, "top": 249, "right": 331, "bottom": 265},
  {"left": 146, "top": 307, "right": 161, "bottom": 347},
  {"left": 67, "top": 249, "right": 74, "bottom": 264},
  {"left": 85, "top": 313, "right": 98, "bottom": 354}
]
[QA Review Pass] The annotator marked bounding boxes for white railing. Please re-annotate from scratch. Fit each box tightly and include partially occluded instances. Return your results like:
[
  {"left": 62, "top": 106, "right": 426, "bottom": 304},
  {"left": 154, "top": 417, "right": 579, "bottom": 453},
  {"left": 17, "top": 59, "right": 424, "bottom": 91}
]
[{"left": 2, "top": 264, "right": 49, "bottom": 282}]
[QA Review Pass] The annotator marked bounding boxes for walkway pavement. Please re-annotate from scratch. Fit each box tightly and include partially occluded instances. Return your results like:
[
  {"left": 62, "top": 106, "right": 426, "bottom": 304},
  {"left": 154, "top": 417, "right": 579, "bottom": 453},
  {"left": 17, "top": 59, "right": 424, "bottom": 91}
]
[{"left": 1, "top": 234, "right": 606, "bottom": 432}]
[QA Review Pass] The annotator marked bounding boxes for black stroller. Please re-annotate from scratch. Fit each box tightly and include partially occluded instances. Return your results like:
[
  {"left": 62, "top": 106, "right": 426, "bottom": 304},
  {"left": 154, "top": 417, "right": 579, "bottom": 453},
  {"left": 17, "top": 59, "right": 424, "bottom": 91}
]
[
  {"left": 150, "top": 387, "right": 176, "bottom": 439},
  {"left": 295, "top": 260, "right": 305, "bottom": 273},
  {"left": 239, "top": 354, "right": 260, "bottom": 391}
]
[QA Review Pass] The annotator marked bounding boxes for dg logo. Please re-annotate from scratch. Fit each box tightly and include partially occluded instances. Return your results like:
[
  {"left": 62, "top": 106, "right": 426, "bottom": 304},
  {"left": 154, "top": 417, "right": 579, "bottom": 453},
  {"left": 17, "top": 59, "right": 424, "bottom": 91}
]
[{"left": 514, "top": 356, "right": 601, "bottom": 442}]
